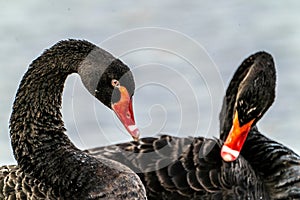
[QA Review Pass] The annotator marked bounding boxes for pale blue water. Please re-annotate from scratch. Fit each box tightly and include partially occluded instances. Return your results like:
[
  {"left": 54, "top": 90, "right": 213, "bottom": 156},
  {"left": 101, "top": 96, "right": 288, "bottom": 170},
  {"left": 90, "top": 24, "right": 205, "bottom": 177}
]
[{"left": 1, "top": 1, "right": 300, "bottom": 164}]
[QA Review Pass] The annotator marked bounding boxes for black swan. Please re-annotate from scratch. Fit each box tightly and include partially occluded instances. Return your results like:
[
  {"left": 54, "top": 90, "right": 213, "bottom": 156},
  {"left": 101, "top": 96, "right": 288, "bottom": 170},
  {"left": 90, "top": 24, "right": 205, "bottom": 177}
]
[
  {"left": 87, "top": 52, "right": 300, "bottom": 199},
  {"left": 0, "top": 39, "right": 147, "bottom": 199}
]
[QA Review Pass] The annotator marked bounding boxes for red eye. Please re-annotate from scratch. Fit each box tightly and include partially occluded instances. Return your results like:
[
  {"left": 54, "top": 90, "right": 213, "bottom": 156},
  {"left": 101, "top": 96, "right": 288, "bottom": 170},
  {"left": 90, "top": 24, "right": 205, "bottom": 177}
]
[{"left": 111, "top": 79, "right": 120, "bottom": 87}]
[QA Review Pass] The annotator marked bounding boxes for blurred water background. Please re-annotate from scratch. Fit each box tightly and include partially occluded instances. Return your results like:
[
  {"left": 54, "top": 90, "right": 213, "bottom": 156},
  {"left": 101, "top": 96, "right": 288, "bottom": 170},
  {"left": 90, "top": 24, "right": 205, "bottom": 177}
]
[{"left": 1, "top": 1, "right": 300, "bottom": 164}]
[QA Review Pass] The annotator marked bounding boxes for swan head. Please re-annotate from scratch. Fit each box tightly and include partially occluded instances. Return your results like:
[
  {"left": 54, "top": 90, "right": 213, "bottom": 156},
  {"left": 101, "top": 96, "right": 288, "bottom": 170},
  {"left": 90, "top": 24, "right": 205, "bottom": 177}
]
[
  {"left": 221, "top": 51, "right": 276, "bottom": 162},
  {"left": 78, "top": 47, "right": 140, "bottom": 140}
]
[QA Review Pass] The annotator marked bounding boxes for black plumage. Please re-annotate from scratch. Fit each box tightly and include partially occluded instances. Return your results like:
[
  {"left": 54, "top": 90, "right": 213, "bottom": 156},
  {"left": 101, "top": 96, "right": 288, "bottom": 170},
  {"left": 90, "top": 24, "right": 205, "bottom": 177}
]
[{"left": 89, "top": 135, "right": 267, "bottom": 199}]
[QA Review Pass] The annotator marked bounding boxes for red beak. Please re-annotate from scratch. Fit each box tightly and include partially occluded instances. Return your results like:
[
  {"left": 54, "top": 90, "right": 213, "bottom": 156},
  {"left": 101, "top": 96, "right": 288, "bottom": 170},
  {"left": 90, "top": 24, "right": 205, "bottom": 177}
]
[
  {"left": 112, "top": 86, "right": 140, "bottom": 140},
  {"left": 220, "top": 111, "right": 254, "bottom": 162}
]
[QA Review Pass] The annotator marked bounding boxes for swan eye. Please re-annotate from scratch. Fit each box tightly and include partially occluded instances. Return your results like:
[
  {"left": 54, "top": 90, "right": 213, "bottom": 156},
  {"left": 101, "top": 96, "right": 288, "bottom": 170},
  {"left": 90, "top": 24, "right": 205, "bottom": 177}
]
[{"left": 111, "top": 79, "right": 120, "bottom": 88}]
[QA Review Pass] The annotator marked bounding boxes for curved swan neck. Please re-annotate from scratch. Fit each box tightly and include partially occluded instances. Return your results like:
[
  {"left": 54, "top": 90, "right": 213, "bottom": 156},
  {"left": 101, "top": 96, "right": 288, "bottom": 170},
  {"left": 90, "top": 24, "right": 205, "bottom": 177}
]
[
  {"left": 10, "top": 40, "right": 96, "bottom": 159},
  {"left": 9, "top": 40, "right": 102, "bottom": 197}
]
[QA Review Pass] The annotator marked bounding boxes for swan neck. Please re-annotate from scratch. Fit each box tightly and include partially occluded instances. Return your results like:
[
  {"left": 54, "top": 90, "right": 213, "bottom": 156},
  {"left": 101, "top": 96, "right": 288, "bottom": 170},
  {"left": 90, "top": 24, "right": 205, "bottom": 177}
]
[{"left": 9, "top": 40, "right": 101, "bottom": 197}]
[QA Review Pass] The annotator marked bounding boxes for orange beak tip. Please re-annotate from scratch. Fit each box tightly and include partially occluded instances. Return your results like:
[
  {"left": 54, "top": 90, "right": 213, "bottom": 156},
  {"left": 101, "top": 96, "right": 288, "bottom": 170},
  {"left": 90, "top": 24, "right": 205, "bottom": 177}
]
[
  {"left": 221, "top": 111, "right": 254, "bottom": 162},
  {"left": 221, "top": 145, "right": 240, "bottom": 162},
  {"left": 127, "top": 125, "right": 140, "bottom": 140}
]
